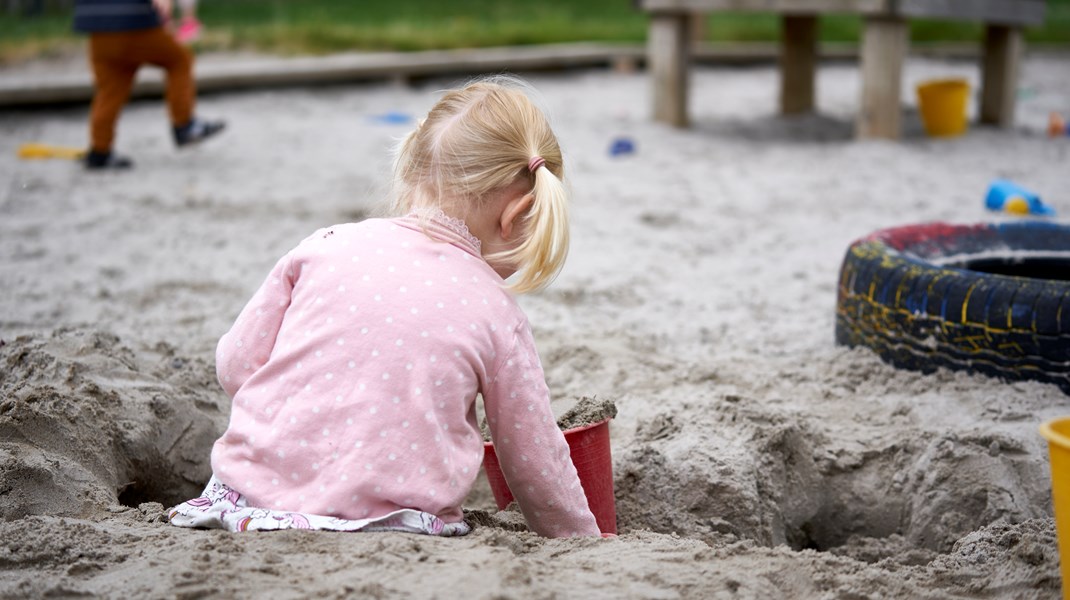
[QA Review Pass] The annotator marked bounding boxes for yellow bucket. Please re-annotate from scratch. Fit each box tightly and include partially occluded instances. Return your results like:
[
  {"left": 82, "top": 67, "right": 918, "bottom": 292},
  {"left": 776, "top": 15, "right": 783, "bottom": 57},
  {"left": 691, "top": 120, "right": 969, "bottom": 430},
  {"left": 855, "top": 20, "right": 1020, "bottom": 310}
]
[
  {"left": 1041, "top": 417, "right": 1070, "bottom": 600},
  {"left": 916, "top": 78, "right": 970, "bottom": 137}
]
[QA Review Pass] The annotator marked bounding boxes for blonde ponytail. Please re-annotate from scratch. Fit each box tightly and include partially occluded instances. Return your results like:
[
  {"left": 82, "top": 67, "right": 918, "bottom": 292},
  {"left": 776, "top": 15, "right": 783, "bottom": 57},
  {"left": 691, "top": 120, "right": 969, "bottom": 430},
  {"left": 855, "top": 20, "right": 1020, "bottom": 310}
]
[
  {"left": 487, "top": 162, "right": 570, "bottom": 293},
  {"left": 391, "top": 76, "right": 572, "bottom": 294}
]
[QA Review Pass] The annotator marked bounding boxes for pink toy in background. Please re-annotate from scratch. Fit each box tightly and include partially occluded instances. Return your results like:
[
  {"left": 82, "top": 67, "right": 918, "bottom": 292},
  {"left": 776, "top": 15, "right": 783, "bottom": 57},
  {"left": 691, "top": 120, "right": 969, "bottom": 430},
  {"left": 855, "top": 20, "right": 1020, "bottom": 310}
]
[{"left": 175, "top": 0, "right": 202, "bottom": 44}]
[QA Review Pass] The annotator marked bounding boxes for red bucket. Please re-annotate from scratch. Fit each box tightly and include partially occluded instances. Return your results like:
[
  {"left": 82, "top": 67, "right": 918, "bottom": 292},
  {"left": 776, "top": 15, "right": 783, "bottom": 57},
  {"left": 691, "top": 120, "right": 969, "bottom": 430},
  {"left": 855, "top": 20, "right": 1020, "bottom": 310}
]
[{"left": 482, "top": 418, "right": 616, "bottom": 534}]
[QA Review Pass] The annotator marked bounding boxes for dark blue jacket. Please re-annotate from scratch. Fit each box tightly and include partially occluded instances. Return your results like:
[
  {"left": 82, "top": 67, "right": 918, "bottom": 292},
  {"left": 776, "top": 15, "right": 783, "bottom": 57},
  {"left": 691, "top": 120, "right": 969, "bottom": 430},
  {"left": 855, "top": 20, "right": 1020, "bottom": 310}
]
[{"left": 73, "top": 0, "right": 161, "bottom": 33}]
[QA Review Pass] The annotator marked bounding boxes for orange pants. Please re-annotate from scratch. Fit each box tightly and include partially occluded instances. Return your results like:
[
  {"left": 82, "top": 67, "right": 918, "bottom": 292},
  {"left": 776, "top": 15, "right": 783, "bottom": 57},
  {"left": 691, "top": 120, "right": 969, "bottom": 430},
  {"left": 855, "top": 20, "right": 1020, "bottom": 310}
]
[{"left": 88, "top": 27, "right": 195, "bottom": 153}]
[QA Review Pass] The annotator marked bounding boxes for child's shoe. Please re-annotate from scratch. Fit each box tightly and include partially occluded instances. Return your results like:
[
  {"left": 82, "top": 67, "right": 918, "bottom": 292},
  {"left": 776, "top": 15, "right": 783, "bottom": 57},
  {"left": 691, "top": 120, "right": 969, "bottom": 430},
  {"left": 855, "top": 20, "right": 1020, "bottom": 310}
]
[
  {"left": 176, "top": 17, "right": 202, "bottom": 44},
  {"left": 85, "top": 149, "right": 133, "bottom": 170},
  {"left": 174, "top": 118, "right": 226, "bottom": 147}
]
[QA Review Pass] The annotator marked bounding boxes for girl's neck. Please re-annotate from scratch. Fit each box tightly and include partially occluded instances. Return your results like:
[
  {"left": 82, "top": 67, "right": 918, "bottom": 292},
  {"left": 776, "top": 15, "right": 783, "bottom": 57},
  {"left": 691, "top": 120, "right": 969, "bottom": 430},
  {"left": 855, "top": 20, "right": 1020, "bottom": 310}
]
[
  {"left": 406, "top": 206, "right": 482, "bottom": 251},
  {"left": 460, "top": 207, "right": 499, "bottom": 254},
  {"left": 434, "top": 203, "right": 514, "bottom": 280}
]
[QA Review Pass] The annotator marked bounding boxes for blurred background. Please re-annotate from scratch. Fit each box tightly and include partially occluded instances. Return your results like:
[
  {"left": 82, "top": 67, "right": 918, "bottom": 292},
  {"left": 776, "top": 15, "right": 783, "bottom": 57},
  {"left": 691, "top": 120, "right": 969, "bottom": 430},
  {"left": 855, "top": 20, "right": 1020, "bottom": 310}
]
[{"left": 2, "top": 0, "right": 1068, "bottom": 64}]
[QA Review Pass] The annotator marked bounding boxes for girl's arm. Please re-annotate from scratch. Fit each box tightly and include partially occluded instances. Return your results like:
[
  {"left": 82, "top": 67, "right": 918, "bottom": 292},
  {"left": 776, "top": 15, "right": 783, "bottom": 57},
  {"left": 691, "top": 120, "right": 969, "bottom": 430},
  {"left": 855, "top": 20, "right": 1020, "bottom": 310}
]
[
  {"left": 215, "top": 251, "right": 296, "bottom": 398},
  {"left": 483, "top": 322, "right": 601, "bottom": 538}
]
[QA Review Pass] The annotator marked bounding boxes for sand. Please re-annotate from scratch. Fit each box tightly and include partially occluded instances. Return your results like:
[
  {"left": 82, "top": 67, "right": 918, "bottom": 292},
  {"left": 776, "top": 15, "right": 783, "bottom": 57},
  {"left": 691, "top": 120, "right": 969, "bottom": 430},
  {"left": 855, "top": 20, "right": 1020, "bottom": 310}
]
[{"left": 1, "top": 48, "right": 1069, "bottom": 598}]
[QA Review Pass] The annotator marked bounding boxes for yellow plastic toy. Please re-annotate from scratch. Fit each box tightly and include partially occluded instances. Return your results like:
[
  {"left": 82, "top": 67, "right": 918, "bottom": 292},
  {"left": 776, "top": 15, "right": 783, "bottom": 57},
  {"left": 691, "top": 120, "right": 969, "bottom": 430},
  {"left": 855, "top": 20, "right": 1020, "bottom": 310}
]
[{"left": 17, "top": 143, "right": 87, "bottom": 160}]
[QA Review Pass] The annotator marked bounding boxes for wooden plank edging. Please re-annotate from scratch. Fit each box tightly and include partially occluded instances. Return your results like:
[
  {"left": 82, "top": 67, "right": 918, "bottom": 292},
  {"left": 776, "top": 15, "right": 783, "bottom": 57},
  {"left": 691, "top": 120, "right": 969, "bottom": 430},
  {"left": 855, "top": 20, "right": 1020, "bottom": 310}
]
[
  {"left": 0, "top": 41, "right": 998, "bottom": 108},
  {"left": 0, "top": 43, "right": 644, "bottom": 108}
]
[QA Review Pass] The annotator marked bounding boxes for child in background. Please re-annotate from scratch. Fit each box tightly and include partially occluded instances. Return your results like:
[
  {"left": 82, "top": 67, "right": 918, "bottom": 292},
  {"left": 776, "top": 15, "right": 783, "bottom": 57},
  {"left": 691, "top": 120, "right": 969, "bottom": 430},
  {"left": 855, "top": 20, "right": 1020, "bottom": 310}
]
[
  {"left": 169, "top": 77, "right": 602, "bottom": 538},
  {"left": 72, "top": 0, "right": 225, "bottom": 169}
]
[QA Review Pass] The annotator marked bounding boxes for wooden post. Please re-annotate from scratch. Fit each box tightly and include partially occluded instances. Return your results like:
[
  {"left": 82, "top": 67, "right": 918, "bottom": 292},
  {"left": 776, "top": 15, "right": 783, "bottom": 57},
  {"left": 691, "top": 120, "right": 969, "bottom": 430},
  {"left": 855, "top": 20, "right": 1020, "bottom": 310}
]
[
  {"left": 613, "top": 55, "right": 640, "bottom": 74},
  {"left": 649, "top": 13, "right": 691, "bottom": 127},
  {"left": 779, "top": 14, "right": 818, "bottom": 115},
  {"left": 980, "top": 24, "right": 1022, "bottom": 128},
  {"left": 857, "top": 16, "right": 908, "bottom": 139},
  {"left": 690, "top": 12, "right": 708, "bottom": 50}
]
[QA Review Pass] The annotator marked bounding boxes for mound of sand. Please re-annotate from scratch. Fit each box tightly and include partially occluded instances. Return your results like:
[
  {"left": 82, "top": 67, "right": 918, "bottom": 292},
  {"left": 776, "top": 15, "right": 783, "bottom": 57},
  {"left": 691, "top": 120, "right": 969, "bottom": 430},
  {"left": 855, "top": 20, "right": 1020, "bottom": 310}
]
[{"left": 1, "top": 49, "right": 1068, "bottom": 597}]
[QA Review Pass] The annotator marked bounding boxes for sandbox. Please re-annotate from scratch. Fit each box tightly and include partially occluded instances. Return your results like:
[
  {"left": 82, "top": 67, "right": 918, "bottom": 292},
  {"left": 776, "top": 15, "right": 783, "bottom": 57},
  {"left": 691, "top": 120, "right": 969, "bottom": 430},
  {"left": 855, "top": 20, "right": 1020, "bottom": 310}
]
[
  {"left": 1, "top": 51, "right": 1067, "bottom": 598},
  {"left": 0, "top": 327, "right": 1055, "bottom": 571}
]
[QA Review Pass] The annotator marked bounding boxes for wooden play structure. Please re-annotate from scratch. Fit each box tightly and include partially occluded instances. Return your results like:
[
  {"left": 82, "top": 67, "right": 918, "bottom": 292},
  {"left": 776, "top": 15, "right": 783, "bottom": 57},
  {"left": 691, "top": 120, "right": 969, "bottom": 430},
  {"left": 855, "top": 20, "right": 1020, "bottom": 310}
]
[{"left": 638, "top": 0, "right": 1047, "bottom": 138}]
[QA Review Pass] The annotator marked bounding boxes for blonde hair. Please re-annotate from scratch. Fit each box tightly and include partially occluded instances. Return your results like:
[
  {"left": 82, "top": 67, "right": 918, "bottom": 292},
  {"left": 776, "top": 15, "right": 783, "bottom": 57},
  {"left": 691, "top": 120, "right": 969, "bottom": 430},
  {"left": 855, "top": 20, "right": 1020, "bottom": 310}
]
[{"left": 391, "top": 77, "right": 570, "bottom": 294}]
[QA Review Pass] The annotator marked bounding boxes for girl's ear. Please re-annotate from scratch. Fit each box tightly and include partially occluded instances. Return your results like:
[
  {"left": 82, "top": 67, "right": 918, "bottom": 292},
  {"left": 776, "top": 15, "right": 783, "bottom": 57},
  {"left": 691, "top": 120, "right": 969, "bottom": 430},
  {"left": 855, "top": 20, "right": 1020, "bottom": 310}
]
[{"left": 500, "top": 192, "right": 535, "bottom": 240}]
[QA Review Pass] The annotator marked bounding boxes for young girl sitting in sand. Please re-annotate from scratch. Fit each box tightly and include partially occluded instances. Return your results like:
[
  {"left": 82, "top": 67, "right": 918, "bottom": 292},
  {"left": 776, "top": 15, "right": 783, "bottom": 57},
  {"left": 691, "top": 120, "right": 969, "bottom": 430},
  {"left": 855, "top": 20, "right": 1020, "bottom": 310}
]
[{"left": 168, "top": 77, "right": 601, "bottom": 538}]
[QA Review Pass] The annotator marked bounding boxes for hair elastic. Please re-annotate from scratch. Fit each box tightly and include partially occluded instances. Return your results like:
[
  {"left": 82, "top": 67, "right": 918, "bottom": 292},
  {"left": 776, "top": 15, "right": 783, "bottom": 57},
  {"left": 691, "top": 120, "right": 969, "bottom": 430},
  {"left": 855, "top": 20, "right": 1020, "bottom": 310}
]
[{"left": 527, "top": 156, "right": 546, "bottom": 173}]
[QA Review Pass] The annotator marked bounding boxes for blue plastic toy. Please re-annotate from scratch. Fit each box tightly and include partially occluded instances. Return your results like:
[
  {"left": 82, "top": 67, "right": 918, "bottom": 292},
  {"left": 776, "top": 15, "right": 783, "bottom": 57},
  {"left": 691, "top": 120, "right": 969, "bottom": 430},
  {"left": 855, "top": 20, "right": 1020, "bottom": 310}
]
[
  {"left": 985, "top": 179, "right": 1055, "bottom": 216},
  {"left": 369, "top": 111, "right": 413, "bottom": 125},
  {"left": 609, "top": 137, "right": 635, "bottom": 157}
]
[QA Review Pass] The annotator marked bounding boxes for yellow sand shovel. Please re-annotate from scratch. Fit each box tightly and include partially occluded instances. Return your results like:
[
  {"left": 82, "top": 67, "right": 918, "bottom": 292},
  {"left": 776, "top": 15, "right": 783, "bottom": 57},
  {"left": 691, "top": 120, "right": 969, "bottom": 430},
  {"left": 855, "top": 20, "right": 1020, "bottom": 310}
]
[{"left": 17, "top": 143, "right": 87, "bottom": 160}]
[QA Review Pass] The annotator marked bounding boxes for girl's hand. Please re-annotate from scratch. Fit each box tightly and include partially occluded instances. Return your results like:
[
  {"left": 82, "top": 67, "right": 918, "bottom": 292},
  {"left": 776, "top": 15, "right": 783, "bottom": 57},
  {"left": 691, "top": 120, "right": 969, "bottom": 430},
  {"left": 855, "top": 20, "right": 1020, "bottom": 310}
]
[{"left": 152, "top": 0, "right": 174, "bottom": 20}]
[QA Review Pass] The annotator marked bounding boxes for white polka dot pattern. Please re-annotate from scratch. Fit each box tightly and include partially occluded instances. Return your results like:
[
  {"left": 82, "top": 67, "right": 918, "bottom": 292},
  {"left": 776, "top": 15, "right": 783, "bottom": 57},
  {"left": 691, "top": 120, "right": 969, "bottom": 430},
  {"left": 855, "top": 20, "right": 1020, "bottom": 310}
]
[{"left": 211, "top": 215, "right": 599, "bottom": 537}]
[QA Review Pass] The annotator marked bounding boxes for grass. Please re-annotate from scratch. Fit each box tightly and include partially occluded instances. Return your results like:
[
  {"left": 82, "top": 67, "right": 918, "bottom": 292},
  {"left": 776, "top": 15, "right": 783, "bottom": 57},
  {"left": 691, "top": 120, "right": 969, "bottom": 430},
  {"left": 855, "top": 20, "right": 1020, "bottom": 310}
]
[{"left": 1, "top": 0, "right": 1067, "bottom": 62}]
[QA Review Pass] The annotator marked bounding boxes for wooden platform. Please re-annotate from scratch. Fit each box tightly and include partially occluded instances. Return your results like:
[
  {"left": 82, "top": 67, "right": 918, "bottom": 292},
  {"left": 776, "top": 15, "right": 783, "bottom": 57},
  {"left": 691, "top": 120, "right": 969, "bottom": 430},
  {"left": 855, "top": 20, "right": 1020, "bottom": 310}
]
[
  {"left": 639, "top": 0, "right": 1047, "bottom": 138},
  {"left": 0, "top": 43, "right": 650, "bottom": 108},
  {"left": 0, "top": 42, "right": 850, "bottom": 108}
]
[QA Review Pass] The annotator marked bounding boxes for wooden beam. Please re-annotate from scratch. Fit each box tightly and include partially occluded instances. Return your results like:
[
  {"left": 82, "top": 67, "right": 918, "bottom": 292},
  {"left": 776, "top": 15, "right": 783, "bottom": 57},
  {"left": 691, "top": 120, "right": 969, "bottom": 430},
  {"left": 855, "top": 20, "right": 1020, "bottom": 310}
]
[
  {"left": 638, "top": 0, "right": 1045, "bottom": 25},
  {"left": 779, "top": 14, "right": 818, "bottom": 115},
  {"left": 980, "top": 24, "right": 1023, "bottom": 127},
  {"left": 896, "top": 0, "right": 1045, "bottom": 25},
  {"left": 0, "top": 44, "right": 651, "bottom": 107},
  {"left": 857, "top": 16, "right": 908, "bottom": 139},
  {"left": 649, "top": 13, "right": 692, "bottom": 127},
  {"left": 640, "top": 0, "right": 887, "bottom": 14}
]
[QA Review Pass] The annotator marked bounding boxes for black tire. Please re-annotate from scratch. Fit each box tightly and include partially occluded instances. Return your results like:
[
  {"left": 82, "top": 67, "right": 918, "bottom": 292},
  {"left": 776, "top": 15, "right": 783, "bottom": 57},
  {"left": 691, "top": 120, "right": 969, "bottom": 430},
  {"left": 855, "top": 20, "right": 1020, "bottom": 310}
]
[{"left": 835, "top": 222, "right": 1070, "bottom": 394}]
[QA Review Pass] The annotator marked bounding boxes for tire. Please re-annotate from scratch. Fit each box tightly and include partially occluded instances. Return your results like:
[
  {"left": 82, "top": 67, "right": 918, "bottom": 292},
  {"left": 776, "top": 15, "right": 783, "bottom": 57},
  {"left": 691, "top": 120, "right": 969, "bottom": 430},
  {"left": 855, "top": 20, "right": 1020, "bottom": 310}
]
[{"left": 835, "top": 222, "right": 1070, "bottom": 394}]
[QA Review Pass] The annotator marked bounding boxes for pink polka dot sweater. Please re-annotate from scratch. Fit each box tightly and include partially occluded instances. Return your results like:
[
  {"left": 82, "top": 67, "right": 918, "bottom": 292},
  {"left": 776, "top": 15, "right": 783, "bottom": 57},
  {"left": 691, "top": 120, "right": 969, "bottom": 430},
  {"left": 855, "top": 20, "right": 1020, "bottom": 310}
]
[{"left": 211, "top": 212, "right": 600, "bottom": 538}]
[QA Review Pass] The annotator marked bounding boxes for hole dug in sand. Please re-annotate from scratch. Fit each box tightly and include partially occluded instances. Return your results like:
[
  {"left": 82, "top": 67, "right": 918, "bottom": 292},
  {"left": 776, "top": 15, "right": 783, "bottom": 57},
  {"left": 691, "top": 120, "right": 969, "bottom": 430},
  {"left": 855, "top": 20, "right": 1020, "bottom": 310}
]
[
  {"left": 1, "top": 327, "right": 1052, "bottom": 572},
  {"left": 0, "top": 328, "right": 226, "bottom": 518},
  {"left": 614, "top": 394, "right": 1049, "bottom": 563}
]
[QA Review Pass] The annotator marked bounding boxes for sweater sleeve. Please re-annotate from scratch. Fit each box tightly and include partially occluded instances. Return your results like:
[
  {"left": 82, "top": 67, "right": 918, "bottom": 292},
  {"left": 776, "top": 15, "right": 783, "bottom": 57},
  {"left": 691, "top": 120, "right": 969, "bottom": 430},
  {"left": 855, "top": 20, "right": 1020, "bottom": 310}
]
[
  {"left": 215, "top": 251, "right": 296, "bottom": 398},
  {"left": 482, "top": 321, "right": 601, "bottom": 538}
]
